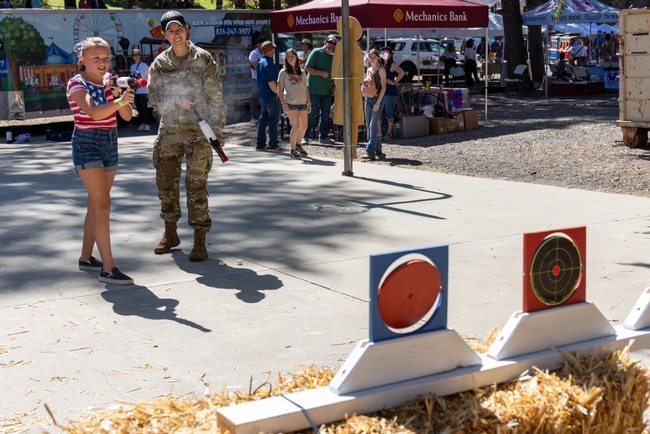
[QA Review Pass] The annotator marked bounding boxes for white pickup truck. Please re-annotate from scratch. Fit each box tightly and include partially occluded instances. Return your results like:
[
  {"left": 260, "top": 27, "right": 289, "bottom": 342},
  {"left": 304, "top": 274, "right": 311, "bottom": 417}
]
[
  {"left": 377, "top": 38, "right": 444, "bottom": 81},
  {"left": 375, "top": 38, "right": 464, "bottom": 81}
]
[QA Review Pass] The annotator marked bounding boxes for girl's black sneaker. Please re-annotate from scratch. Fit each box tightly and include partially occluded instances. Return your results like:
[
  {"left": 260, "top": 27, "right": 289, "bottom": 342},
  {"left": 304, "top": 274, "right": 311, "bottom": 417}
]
[
  {"left": 79, "top": 256, "right": 104, "bottom": 271},
  {"left": 99, "top": 267, "right": 134, "bottom": 285},
  {"left": 296, "top": 144, "right": 308, "bottom": 155}
]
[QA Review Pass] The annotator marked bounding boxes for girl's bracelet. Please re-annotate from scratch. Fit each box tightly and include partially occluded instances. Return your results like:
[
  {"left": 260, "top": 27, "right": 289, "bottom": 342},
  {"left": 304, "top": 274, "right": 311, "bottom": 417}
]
[{"left": 117, "top": 98, "right": 125, "bottom": 107}]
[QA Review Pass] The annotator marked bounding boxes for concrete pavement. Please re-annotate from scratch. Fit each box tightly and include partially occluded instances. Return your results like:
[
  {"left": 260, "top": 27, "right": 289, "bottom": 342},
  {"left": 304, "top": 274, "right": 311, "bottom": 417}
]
[{"left": 2, "top": 134, "right": 650, "bottom": 431}]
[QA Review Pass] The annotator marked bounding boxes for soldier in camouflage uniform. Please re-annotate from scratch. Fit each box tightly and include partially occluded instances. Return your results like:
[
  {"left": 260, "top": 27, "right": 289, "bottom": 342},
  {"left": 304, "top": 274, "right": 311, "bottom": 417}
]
[{"left": 148, "top": 10, "right": 227, "bottom": 261}]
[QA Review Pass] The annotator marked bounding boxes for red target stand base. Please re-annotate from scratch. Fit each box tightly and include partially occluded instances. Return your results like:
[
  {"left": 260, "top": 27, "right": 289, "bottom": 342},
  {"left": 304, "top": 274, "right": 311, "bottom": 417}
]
[
  {"left": 487, "top": 302, "right": 616, "bottom": 360},
  {"left": 489, "top": 227, "right": 614, "bottom": 360}
]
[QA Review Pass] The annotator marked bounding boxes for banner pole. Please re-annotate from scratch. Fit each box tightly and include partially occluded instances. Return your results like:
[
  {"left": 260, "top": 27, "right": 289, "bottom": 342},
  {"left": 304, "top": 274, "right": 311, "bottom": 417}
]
[{"left": 342, "top": 0, "right": 353, "bottom": 176}]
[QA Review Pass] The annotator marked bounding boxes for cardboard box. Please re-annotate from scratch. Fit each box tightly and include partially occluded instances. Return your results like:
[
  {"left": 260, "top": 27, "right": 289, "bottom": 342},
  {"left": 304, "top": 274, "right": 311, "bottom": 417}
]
[
  {"left": 462, "top": 109, "right": 478, "bottom": 130},
  {"left": 394, "top": 115, "right": 426, "bottom": 139},
  {"left": 446, "top": 113, "right": 465, "bottom": 132},
  {"left": 429, "top": 113, "right": 466, "bottom": 134},
  {"left": 423, "top": 118, "right": 430, "bottom": 136},
  {"left": 429, "top": 117, "right": 448, "bottom": 135}
]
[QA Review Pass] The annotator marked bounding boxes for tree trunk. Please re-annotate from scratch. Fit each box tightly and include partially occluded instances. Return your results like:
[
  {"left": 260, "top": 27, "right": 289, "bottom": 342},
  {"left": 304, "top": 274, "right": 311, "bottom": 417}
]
[
  {"left": 232, "top": 0, "right": 245, "bottom": 8},
  {"left": 528, "top": 25, "right": 544, "bottom": 83},
  {"left": 501, "top": 0, "right": 530, "bottom": 88},
  {"left": 259, "top": 0, "right": 273, "bottom": 9},
  {"left": 64, "top": 0, "right": 76, "bottom": 8}
]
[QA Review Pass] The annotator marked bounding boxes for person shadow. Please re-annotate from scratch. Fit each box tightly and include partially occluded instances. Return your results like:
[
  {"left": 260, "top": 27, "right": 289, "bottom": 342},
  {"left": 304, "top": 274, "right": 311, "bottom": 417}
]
[
  {"left": 170, "top": 251, "right": 283, "bottom": 303},
  {"left": 101, "top": 286, "right": 212, "bottom": 333}
]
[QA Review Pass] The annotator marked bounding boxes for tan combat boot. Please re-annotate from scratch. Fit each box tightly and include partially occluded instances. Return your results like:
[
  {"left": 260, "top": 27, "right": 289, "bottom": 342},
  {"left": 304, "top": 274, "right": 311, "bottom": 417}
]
[
  {"left": 188, "top": 230, "right": 208, "bottom": 261},
  {"left": 154, "top": 221, "right": 181, "bottom": 254}
]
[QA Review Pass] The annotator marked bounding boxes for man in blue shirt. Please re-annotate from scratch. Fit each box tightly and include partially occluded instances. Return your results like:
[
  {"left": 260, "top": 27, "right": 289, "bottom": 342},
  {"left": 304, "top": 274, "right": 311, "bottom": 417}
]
[
  {"left": 594, "top": 31, "right": 605, "bottom": 63},
  {"left": 256, "top": 41, "right": 283, "bottom": 151}
]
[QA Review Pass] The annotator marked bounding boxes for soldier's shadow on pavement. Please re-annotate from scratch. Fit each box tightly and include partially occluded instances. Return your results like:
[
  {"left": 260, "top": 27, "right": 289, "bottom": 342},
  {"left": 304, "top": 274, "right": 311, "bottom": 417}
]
[
  {"left": 170, "top": 251, "right": 283, "bottom": 303},
  {"left": 101, "top": 286, "right": 212, "bottom": 333}
]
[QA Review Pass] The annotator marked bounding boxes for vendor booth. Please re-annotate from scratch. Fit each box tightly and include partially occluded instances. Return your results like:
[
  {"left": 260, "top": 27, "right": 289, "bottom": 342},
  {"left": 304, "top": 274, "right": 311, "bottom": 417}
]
[
  {"left": 522, "top": 0, "right": 620, "bottom": 94},
  {"left": 270, "top": 0, "right": 489, "bottom": 138}
]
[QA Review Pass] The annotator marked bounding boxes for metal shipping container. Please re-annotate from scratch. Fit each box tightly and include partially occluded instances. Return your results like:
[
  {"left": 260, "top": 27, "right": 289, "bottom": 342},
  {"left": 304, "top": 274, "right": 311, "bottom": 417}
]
[{"left": 617, "top": 8, "right": 650, "bottom": 147}]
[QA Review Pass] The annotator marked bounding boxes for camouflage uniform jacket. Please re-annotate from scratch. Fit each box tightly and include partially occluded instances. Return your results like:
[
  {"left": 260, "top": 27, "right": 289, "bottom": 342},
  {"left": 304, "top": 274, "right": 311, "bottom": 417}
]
[{"left": 148, "top": 42, "right": 227, "bottom": 135}]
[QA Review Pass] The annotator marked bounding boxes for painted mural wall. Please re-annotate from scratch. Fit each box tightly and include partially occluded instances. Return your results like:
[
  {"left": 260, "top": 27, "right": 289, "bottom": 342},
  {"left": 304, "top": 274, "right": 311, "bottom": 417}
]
[{"left": 0, "top": 9, "right": 271, "bottom": 117}]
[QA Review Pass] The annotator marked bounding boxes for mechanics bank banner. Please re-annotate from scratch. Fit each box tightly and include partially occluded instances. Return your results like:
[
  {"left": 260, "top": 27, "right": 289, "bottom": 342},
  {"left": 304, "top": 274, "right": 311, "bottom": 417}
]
[{"left": 271, "top": 0, "right": 488, "bottom": 33}]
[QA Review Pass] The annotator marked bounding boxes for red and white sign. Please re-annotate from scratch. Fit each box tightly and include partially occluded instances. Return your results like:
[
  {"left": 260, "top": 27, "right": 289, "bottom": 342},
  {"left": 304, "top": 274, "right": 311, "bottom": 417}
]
[{"left": 271, "top": 0, "right": 489, "bottom": 33}]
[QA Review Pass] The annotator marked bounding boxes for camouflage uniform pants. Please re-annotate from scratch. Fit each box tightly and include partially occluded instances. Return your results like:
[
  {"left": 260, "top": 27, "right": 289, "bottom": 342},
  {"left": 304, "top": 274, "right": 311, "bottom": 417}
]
[{"left": 153, "top": 126, "right": 213, "bottom": 232}]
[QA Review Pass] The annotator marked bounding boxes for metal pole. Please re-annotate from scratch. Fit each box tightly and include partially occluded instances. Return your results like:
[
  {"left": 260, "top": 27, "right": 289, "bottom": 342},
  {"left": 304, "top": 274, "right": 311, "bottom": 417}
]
[
  {"left": 416, "top": 35, "right": 421, "bottom": 83},
  {"left": 545, "top": 26, "right": 549, "bottom": 98},
  {"left": 437, "top": 33, "right": 441, "bottom": 87},
  {"left": 484, "top": 26, "right": 488, "bottom": 124},
  {"left": 342, "top": 0, "right": 354, "bottom": 177}
]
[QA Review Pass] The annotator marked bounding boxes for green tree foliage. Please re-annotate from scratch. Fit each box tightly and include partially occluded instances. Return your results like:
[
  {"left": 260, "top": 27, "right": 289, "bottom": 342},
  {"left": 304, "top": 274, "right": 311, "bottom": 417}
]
[{"left": 0, "top": 16, "right": 47, "bottom": 88}]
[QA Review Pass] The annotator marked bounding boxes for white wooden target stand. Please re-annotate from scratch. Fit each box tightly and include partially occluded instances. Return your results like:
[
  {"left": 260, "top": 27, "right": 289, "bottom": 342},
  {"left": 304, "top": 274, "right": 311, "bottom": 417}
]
[{"left": 217, "top": 229, "right": 650, "bottom": 434}]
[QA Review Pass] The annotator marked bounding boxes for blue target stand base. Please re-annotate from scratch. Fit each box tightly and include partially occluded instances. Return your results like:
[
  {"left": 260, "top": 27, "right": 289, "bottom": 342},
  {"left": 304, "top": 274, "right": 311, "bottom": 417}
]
[{"left": 331, "top": 245, "right": 481, "bottom": 395}]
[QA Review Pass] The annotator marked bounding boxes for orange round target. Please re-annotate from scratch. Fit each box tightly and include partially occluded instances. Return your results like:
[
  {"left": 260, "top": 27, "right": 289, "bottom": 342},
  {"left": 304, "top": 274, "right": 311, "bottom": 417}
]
[{"left": 377, "top": 259, "right": 441, "bottom": 330}]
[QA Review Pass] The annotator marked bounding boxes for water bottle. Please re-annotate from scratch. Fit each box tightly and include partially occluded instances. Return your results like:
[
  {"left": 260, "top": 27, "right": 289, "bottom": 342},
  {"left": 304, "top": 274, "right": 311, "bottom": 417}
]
[
  {"left": 46, "top": 125, "right": 52, "bottom": 142},
  {"left": 6, "top": 130, "right": 13, "bottom": 144}
]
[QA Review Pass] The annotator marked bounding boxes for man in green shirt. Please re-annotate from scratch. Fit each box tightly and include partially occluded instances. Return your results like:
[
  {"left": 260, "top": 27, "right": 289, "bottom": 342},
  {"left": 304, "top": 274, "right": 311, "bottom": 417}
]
[{"left": 304, "top": 35, "right": 336, "bottom": 145}]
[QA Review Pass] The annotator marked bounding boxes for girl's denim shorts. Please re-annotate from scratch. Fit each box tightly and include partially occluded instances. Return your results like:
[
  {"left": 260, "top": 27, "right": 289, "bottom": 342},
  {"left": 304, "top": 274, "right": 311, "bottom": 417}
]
[
  {"left": 287, "top": 103, "right": 308, "bottom": 112},
  {"left": 72, "top": 128, "right": 119, "bottom": 172}
]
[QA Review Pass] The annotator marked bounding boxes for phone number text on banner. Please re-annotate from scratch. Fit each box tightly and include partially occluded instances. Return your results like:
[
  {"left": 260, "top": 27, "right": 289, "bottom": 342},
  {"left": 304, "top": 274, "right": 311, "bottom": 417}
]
[{"left": 214, "top": 27, "right": 252, "bottom": 36}]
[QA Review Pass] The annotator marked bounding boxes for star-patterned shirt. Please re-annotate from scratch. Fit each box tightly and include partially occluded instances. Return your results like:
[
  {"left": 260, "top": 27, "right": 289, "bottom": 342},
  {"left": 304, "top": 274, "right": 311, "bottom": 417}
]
[{"left": 67, "top": 73, "right": 117, "bottom": 130}]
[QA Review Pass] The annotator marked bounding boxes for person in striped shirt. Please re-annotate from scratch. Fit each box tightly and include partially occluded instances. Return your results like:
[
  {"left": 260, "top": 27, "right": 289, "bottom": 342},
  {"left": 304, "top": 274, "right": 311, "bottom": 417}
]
[{"left": 66, "top": 37, "right": 136, "bottom": 285}]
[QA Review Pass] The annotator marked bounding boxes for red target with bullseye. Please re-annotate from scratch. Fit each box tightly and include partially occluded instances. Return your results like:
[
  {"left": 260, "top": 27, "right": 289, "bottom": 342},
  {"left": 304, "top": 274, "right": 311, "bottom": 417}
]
[{"left": 523, "top": 227, "right": 586, "bottom": 313}]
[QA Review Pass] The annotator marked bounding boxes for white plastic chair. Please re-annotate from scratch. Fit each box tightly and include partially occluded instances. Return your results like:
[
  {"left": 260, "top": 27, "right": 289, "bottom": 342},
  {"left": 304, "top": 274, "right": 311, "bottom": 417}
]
[
  {"left": 449, "top": 66, "right": 466, "bottom": 87},
  {"left": 503, "top": 64, "right": 527, "bottom": 94}
]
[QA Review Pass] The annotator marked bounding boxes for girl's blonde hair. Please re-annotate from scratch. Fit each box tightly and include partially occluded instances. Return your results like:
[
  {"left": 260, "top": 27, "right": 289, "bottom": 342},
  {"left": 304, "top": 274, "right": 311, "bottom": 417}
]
[
  {"left": 78, "top": 37, "right": 111, "bottom": 72},
  {"left": 283, "top": 48, "right": 302, "bottom": 76}
]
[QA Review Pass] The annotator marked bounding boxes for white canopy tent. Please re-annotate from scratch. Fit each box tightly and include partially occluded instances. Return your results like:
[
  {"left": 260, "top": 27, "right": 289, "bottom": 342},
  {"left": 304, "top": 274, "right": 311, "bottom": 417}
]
[
  {"left": 522, "top": 0, "right": 619, "bottom": 97},
  {"left": 469, "top": 0, "right": 527, "bottom": 8}
]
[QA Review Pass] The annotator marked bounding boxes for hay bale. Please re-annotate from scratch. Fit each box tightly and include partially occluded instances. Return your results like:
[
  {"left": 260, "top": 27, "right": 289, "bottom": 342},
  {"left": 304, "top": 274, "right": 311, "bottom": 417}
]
[{"left": 49, "top": 346, "right": 650, "bottom": 434}]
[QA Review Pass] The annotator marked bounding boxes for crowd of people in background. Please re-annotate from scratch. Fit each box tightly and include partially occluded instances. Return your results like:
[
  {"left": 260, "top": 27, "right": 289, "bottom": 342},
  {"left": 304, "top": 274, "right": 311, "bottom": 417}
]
[{"left": 248, "top": 33, "right": 422, "bottom": 162}]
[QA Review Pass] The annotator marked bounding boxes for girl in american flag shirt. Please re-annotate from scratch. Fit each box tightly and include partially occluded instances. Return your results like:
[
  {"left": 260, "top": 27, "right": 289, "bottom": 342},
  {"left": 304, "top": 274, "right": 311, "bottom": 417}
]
[{"left": 66, "top": 37, "right": 135, "bottom": 285}]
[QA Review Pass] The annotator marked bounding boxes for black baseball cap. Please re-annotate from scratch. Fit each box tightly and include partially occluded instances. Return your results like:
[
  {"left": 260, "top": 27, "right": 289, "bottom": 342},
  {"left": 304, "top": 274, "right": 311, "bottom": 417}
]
[
  {"left": 161, "top": 11, "right": 186, "bottom": 32},
  {"left": 256, "top": 37, "right": 266, "bottom": 45}
]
